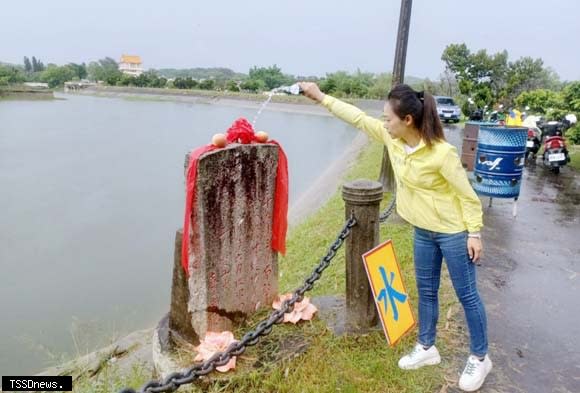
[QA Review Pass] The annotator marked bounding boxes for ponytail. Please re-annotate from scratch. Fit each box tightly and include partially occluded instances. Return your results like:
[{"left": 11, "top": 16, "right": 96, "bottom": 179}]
[
  {"left": 387, "top": 84, "right": 445, "bottom": 147},
  {"left": 420, "top": 91, "right": 445, "bottom": 147}
]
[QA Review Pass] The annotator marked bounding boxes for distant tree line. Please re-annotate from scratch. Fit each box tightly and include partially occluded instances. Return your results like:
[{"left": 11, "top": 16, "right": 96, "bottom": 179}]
[
  {"left": 1, "top": 55, "right": 449, "bottom": 99},
  {"left": 0, "top": 56, "right": 88, "bottom": 87},
  {"left": 2, "top": 50, "right": 579, "bottom": 144},
  {"left": 154, "top": 67, "right": 245, "bottom": 81}
]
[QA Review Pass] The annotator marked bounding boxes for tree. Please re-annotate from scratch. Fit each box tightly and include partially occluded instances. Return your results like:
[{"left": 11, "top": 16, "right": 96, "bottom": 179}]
[
  {"left": 114, "top": 70, "right": 167, "bottom": 88},
  {"left": 127, "top": 71, "right": 167, "bottom": 88},
  {"left": 117, "top": 74, "right": 134, "bottom": 86},
  {"left": 172, "top": 77, "right": 198, "bottom": 89},
  {"left": 438, "top": 69, "right": 459, "bottom": 97},
  {"left": 515, "top": 89, "right": 563, "bottom": 114},
  {"left": 248, "top": 65, "right": 293, "bottom": 90},
  {"left": 420, "top": 78, "right": 443, "bottom": 96},
  {"left": 441, "top": 43, "right": 508, "bottom": 110},
  {"left": 367, "top": 73, "right": 392, "bottom": 99},
  {"left": 225, "top": 80, "right": 240, "bottom": 92},
  {"left": 132, "top": 73, "right": 150, "bottom": 87},
  {"left": 31, "top": 56, "right": 45, "bottom": 72},
  {"left": 566, "top": 124, "right": 580, "bottom": 144},
  {"left": 67, "top": 63, "right": 87, "bottom": 80},
  {"left": 23, "top": 57, "right": 32, "bottom": 73},
  {"left": 155, "top": 67, "right": 244, "bottom": 80},
  {"left": 318, "top": 71, "right": 374, "bottom": 98},
  {"left": 349, "top": 70, "right": 374, "bottom": 97},
  {"left": 149, "top": 75, "right": 167, "bottom": 88},
  {"left": 39, "top": 64, "right": 76, "bottom": 87},
  {"left": 87, "top": 57, "right": 122, "bottom": 85},
  {"left": 0, "top": 64, "right": 25, "bottom": 86},
  {"left": 319, "top": 75, "right": 337, "bottom": 95},
  {"left": 239, "top": 78, "right": 266, "bottom": 92},
  {"left": 198, "top": 79, "right": 215, "bottom": 90},
  {"left": 504, "top": 57, "right": 556, "bottom": 103},
  {"left": 562, "top": 81, "right": 580, "bottom": 114},
  {"left": 441, "top": 43, "right": 561, "bottom": 109}
]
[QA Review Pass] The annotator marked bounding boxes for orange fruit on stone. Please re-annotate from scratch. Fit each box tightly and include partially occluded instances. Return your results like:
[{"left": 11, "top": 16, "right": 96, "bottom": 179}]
[
  {"left": 212, "top": 133, "right": 227, "bottom": 148},
  {"left": 255, "top": 131, "right": 269, "bottom": 143}
]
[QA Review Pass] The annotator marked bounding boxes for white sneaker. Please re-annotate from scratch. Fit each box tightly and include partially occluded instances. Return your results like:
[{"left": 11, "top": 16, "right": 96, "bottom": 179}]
[
  {"left": 459, "top": 354, "right": 493, "bottom": 392},
  {"left": 398, "top": 343, "right": 441, "bottom": 370}
]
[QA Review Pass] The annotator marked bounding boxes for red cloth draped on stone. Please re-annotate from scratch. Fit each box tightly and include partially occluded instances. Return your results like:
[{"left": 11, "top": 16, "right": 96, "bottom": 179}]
[
  {"left": 181, "top": 144, "right": 218, "bottom": 275},
  {"left": 226, "top": 118, "right": 256, "bottom": 144},
  {"left": 269, "top": 140, "right": 288, "bottom": 256},
  {"left": 181, "top": 118, "right": 288, "bottom": 275}
]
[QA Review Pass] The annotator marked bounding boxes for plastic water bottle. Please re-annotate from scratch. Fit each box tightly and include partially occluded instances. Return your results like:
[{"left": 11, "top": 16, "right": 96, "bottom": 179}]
[{"left": 271, "top": 83, "right": 302, "bottom": 95}]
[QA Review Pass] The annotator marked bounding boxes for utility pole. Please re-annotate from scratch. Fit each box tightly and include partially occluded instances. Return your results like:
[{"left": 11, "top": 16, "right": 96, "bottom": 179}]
[{"left": 379, "top": 0, "right": 413, "bottom": 192}]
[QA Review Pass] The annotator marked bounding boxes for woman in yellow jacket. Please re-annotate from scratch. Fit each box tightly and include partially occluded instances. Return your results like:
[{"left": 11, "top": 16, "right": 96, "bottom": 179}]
[{"left": 299, "top": 82, "right": 490, "bottom": 392}]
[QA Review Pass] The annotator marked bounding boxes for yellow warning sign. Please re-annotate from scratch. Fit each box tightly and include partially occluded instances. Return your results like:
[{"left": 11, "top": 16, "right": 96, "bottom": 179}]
[{"left": 362, "top": 240, "right": 415, "bottom": 346}]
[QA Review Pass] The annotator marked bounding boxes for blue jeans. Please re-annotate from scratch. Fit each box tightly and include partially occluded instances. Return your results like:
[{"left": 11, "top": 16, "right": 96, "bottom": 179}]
[{"left": 413, "top": 227, "right": 488, "bottom": 357}]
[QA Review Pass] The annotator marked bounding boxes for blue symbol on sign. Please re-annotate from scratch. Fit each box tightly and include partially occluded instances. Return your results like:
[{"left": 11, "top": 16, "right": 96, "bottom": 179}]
[{"left": 377, "top": 266, "right": 407, "bottom": 321}]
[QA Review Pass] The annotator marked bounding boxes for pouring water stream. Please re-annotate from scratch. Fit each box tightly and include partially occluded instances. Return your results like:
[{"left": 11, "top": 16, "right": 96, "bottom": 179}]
[{"left": 252, "top": 83, "right": 302, "bottom": 128}]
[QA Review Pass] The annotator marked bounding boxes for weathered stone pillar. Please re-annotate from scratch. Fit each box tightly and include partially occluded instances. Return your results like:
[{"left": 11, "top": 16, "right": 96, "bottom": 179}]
[
  {"left": 168, "top": 229, "right": 198, "bottom": 344},
  {"left": 169, "top": 144, "right": 280, "bottom": 344},
  {"left": 342, "top": 179, "right": 382, "bottom": 331}
]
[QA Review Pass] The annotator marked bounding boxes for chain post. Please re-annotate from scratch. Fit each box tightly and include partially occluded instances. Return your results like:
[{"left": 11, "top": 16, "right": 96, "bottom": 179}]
[{"left": 342, "top": 179, "right": 383, "bottom": 332}]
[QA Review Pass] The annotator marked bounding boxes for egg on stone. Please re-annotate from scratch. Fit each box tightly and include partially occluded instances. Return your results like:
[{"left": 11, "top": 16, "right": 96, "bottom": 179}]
[
  {"left": 211, "top": 133, "right": 227, "bottom": 148},
  {"left": 255, "top": 131, "right": 269, "bottom": 143}
]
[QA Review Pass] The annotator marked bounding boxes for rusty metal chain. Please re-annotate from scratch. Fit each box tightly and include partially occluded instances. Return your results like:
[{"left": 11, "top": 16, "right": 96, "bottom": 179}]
[
  {"left": 379, "top": 194, "right": 396, "bottom": 223},
  {"left": 119, "top": 215, "right": 357, "bottom": 393}
]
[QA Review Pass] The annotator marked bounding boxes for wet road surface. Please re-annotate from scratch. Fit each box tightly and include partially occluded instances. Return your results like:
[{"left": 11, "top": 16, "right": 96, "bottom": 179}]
[
  {"left": 478, "top": 161, "right": 580, "bottom": 393},
  {"left": 444, "top": 124, "right": 580, "bottom": 392}
]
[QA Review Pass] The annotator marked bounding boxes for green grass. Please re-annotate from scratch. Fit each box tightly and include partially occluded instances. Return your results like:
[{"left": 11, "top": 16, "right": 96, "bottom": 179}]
[
  {"left": 81, "top": 85, "right": 361, "bottom": 107},
  {"left": 72, "top": 141, "right": 461, "bottom": 393},
  {"left": 569, "top": 145, "right": 580, "bottom": 171},
  {"left": 71, "top": 363, "right": 151, "bottom": 393}
]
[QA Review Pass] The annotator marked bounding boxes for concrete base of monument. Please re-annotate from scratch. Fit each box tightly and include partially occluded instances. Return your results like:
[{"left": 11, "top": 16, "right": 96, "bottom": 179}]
[
  {"left": 152, "top": 311, "right": 312, "bottom": 386},
  {"left": 311, "top": 295, "right": 382, "bottom": 336},
  {"left": 152, "top": 313, "right": 181, "bottom": 379}
]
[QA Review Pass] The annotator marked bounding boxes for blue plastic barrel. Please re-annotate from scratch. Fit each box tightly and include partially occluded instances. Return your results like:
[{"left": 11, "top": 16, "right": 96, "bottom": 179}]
[{"left": 472, "top": 126, "right": 527, "bottom": 198}]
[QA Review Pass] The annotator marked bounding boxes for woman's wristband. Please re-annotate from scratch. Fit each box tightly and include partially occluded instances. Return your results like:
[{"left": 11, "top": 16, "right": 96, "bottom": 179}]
[{"left": 468, "top": 232, "right": 481, "bottom": 239}]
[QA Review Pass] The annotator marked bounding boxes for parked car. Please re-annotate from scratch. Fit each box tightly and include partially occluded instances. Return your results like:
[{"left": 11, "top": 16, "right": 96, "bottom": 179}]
[{"left": 434, "top": 96, "right": 462, "bottom": 123}]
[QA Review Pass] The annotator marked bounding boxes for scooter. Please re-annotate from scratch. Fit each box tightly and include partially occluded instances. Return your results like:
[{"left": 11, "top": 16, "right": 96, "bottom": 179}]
[
  {"left": 525, "top": 127, "right": 542, "bottom": 163},
  {"left": 538, "top": 121, "right": 571, "bottom": 174},
  {"left": 469, "top": 108, "right": 484, "bottom": 121}
]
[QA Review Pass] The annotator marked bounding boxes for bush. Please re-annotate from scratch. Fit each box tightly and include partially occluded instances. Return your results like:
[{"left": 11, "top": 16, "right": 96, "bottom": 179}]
[
  {"left": 173, "top": 77, "right": 198, "bottom": 89},
  {"left": 0, "top": 64, "right": 25, "bottom": 86},
  {"left": 239, "top": 78, "right": 265, "bottom": 92},
  {"left": 566, "top": 124, "right": 580, "bottom": 145},
  {"left": 198, "top": 79, "right": 215, "bottom": 90},
  {"left": 225, "top": 80, "right": 240, "bottom": 92}
]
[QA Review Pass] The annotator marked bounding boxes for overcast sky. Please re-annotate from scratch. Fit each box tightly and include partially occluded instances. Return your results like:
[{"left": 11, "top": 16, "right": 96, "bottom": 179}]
[{"left": 1, "top": 0, "right": 578, "bottom": 80}]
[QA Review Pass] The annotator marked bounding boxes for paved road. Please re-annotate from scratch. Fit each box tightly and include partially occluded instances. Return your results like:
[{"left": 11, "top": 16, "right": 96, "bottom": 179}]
[{"left": 445, "top": 125, "right": 580, "bottom": 393}]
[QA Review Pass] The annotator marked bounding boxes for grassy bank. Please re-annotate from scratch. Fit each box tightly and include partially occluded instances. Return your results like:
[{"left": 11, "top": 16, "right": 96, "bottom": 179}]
[
  {"left": 0, "top": 86, "right": 55, "bottom": 100},
  {"left": 73, "top": 142, "right": 461, "bottom": 393},
  {"left": 569, "top": 145, "right": 580, "bottom": 171},
  {"left": 76, "top": 85, "right": 364, "bottom": 108},
  {"left": 83, "top": 85, "right": 313, "bottom": 105}
]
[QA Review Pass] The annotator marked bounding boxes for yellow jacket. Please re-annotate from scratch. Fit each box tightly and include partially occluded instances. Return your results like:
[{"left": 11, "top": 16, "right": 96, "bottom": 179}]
[
  {"left": 322, "top": 95, "right": 483, "bottom": 234},
  {"left": 506, "top": 109, "right": 523, "bottom": 126}
]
